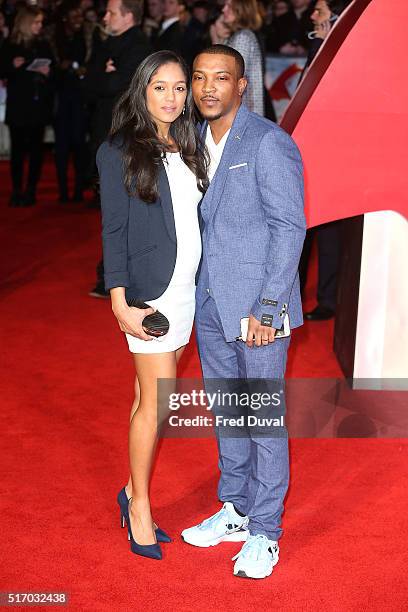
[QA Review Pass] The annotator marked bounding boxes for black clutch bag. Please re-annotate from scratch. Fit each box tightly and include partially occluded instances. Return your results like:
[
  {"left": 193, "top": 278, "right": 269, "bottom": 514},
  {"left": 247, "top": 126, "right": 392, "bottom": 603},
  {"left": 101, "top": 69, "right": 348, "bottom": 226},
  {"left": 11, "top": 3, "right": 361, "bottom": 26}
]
[{"left": 126, "top": 299, "right": 169, "bottom": 337}]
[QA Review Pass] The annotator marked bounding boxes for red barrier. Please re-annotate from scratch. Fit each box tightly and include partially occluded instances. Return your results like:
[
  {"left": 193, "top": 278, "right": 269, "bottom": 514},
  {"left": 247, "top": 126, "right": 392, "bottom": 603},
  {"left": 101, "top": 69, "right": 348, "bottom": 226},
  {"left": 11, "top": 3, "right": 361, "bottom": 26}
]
[{"left": 281, "top": 0, "right": 408, "bottom": 228}]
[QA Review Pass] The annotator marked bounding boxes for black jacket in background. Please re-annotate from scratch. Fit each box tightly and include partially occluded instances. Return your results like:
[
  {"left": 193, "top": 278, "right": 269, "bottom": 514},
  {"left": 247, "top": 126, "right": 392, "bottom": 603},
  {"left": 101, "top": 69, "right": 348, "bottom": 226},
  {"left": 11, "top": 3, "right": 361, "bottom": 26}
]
[
  {"left": 83, "top": 25, "right": 151, "bottom": 144},
  {"left": 0, "top": 38, "right": 54, "bottom": 126},
  {"left": 181, "top": 18, "right": 209, "bottom": 68},
  {"left": 53, "top": 28, "right": 87, "bottom": 93},
  {"left": 266, "top": 8, "right": 312, "bottom": 53},
  {"left": 154, "top": 21, "right": 184, "bottom": 55}
]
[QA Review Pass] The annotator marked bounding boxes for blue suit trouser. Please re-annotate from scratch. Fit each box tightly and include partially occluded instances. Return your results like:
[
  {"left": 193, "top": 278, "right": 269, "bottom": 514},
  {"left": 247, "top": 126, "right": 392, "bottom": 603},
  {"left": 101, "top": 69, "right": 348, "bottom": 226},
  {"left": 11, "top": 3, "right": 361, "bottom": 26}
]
[{"left": 195, "top": 294, "right": 290, "bottom": 541}]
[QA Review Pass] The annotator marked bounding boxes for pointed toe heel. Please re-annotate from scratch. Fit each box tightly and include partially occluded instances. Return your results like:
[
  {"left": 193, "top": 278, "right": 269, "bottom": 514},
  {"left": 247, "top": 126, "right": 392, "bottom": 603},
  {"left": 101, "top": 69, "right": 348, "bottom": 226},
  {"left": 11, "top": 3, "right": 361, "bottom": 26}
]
[
  {"left": 130, "top": 538, "right": 163, "bottom": 560},
  {"left": 127, "top": 519, "right": 163, "bottom": 560},
  {"left": 117, "top": 486, "right": 171, "bottom": 543}
]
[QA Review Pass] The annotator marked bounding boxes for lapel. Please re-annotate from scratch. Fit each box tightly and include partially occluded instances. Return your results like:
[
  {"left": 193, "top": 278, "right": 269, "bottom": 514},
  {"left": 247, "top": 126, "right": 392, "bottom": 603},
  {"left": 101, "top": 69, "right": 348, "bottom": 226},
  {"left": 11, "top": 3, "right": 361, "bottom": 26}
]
[
  {"left": 157, "top": 160, "right": 176, "bottom": 243},
  {"left": 201, "top": 104, "right": 250, "bottom": 220}
]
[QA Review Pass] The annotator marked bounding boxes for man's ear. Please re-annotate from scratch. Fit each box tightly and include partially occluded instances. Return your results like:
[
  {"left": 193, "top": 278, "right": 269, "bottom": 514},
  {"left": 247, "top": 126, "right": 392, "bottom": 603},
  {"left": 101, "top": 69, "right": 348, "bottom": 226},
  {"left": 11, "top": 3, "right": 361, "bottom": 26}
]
[
  {"left": 238, "top": 77, "right": 248, "bottom": 97},
  {"left": 125, "top": 10, "right": 134, "bottom": 27}
]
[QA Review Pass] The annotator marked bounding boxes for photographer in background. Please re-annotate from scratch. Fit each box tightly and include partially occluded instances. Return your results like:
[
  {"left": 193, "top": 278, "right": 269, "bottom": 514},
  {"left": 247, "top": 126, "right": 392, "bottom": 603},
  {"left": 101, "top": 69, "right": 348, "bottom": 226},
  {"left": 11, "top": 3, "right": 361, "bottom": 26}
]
[{"left": 298, "top": 0, "right": 351, "bottom": 321}]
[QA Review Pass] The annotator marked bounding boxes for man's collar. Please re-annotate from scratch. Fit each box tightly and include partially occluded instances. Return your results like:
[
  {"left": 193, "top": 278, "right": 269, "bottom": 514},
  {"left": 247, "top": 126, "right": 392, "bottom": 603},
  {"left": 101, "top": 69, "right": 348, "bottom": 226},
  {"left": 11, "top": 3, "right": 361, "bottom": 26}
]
[{"left": 160, "top": 17, "right": 179, "bottom": 33}]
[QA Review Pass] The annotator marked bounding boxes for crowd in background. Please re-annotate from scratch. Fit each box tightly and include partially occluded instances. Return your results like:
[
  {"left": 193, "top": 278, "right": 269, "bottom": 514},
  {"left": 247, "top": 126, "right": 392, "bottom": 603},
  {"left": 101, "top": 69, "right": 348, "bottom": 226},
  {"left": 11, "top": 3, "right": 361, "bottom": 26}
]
[
  {"left": 0, "top": 0, "right": 349, "bottom": 312},
  {"left": 0, "top": 0, "right": 345, "bottom": 207}
]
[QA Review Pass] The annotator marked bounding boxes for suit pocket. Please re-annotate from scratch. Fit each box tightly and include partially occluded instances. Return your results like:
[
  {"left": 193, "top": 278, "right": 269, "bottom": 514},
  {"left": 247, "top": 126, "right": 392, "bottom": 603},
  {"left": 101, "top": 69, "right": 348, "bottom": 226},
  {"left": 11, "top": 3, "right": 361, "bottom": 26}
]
[
  {"left": 240, "top": 262, "right": 266, "bottom": 280},
  {"left": 228, "top": 163, "right": 249, "bottom": 172},
  {"left": 128, "top": 245, "right": 157, "bottom": 259}
]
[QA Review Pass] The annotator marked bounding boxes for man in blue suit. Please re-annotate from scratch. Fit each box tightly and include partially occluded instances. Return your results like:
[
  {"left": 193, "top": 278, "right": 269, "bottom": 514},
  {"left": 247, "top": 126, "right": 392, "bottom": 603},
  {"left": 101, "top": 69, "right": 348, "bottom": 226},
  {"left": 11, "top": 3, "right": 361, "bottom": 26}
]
[{"left": 181, "top": 45, "right": 305, "bottom": 579}]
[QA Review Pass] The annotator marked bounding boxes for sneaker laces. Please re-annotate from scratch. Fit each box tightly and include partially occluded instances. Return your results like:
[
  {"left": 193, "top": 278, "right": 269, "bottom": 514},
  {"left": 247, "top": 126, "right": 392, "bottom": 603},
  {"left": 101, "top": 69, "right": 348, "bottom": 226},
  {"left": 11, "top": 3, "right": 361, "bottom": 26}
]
[
  {"left": 199, "top": 503, "right": 245, "bottom": 531},
  {"left": 232, "top": 534, "right": 273, "bottom": 561}
]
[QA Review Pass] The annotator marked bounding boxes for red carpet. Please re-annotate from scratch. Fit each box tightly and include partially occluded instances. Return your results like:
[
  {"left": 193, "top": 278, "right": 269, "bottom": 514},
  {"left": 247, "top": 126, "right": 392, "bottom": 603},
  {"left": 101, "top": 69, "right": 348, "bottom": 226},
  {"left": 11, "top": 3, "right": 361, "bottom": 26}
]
[{"left": 1, "top": 160, "right": 407, "bottom": 611}]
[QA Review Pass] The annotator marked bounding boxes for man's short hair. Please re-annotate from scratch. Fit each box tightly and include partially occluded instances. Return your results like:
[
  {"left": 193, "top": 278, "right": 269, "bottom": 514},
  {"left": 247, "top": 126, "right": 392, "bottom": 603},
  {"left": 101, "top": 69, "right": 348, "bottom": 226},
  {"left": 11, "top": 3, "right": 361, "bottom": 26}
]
[
  {"left": 120, "top": 0, "right": 143, "bottom": 24},
  {"left": 196, "top": 44, "right": 245, "bottom": 79}
]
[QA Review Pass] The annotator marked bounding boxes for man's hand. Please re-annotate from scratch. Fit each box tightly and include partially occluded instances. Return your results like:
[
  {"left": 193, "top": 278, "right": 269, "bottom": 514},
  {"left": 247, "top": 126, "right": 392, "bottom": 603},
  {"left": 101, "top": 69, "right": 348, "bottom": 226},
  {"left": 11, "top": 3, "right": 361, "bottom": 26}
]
[
  {"left": 33, "top": 64, "right": 50, "bottom": 76},
  {"left": 105, "top": 58, "right": 116, "bottom": 73},
  {"left": 246, "top": 314, "right": 276, "bottom": 348}
]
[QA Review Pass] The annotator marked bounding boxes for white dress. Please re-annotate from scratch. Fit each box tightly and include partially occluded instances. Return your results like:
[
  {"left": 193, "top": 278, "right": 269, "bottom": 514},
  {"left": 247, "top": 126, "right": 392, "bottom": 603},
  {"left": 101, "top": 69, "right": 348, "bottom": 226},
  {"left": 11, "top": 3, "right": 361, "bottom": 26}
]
[{"left": 126, "top": 152, "right": 202, "bottom": 353}]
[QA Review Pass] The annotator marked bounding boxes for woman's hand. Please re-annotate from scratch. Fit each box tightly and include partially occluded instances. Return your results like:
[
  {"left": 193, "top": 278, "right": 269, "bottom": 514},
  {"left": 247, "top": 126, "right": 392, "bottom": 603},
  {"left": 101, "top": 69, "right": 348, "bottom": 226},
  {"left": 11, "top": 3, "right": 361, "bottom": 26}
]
[
  {"left": 110, "top": 287, "right": 154, "bottom": 340},
  {"left": 33, "top": 64, "right": 50, "bottom": 76},
  {"left": 113, "top": 303, "right": 155, "bottom": 340},
  {"left": 13, "top": 56, "right": 25, "bottom": 69}
]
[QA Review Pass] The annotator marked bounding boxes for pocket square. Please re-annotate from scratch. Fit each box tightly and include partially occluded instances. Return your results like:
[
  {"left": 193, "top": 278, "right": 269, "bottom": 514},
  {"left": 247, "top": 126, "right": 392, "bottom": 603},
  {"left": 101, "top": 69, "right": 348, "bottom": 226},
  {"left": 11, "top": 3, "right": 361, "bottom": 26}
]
[{"left": 229, "top": 162, "right": 248, "bottom": 170}]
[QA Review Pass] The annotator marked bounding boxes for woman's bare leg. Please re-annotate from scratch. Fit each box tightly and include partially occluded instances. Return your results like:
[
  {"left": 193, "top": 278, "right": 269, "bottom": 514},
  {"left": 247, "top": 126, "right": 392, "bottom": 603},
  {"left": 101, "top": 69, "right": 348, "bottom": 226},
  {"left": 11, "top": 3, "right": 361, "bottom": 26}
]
[
  {"left": 125, "top": 345, "right": 186, "bottom": 501},
  {"left": 125, "top": 377, "right": 140, "bottom": 498},
  {"left": 127, "top": 349, "right": 184, "bottom": 545}
]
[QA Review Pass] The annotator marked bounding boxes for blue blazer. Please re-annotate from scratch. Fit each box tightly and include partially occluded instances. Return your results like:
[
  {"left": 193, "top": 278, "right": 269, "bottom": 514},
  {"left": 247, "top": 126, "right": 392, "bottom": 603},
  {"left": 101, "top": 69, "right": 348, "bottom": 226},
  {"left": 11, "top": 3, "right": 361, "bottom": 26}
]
[
  {"left": 96, "top": 141, "right": 177, "bottom": 301},
  {"left": 197, "top": 104, "right": 306, "bottom": 341}
]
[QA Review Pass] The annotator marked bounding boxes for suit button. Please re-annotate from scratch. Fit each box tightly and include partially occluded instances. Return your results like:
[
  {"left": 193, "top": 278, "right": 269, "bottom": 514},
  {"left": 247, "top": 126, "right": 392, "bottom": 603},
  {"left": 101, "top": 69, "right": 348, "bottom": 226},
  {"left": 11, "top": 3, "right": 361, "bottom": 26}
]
[{"left": 206, "top": 288, "right": 210, "bottom": 293}]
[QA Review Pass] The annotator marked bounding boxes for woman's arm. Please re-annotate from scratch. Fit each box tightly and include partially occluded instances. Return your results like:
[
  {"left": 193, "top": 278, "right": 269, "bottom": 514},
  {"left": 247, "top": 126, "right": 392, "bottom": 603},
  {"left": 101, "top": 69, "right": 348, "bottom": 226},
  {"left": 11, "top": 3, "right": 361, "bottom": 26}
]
[{"left": 96, "top": 142, "right": 154, "bottom": 340}]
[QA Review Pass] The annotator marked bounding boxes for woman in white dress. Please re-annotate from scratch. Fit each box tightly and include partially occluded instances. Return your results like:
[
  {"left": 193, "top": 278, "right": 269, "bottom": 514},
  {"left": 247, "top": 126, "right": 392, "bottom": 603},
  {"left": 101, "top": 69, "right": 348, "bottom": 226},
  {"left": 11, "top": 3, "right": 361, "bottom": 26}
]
[{"left": 97, "top": 51, "right": 208, "bottom": 560}]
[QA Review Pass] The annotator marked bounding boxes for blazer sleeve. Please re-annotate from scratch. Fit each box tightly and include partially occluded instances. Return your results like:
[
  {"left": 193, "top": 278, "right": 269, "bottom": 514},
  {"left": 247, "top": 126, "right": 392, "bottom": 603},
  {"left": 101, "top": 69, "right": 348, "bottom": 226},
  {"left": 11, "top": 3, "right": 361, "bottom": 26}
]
[
  {"left": 96, "top": 141, "right": 130, "bottom": 290},
  {"left": 250, "top": 127, "right": 306, "bottom": 326}
]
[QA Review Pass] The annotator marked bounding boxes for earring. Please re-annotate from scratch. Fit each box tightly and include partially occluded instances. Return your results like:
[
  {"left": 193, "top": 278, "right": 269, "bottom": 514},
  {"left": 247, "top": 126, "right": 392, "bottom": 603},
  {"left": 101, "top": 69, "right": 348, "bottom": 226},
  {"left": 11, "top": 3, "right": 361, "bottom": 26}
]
[{"left": 182, "top": 106, "right": 186, "bottom": 115}]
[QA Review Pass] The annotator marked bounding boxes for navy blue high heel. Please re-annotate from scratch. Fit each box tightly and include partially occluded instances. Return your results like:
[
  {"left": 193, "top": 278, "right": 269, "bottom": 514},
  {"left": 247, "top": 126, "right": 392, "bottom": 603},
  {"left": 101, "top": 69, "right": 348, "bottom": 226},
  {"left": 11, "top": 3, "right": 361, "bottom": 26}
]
[
  {"left": 127, "top": 505, "right": 163, "bottom": 560},
  {"left": 117, "top": 487, "right": 172, "bottom": 543}
]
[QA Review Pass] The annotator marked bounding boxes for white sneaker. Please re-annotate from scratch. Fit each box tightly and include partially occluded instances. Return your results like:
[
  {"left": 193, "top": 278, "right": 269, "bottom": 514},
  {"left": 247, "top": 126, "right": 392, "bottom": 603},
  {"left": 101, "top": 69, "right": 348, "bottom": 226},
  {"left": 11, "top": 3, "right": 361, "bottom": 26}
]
[
  {"left": 181, "top": 502, "right": 249, "bottom": 547},
  {"left": 232, "top": 534, "right": 279, "bottom": 579}
]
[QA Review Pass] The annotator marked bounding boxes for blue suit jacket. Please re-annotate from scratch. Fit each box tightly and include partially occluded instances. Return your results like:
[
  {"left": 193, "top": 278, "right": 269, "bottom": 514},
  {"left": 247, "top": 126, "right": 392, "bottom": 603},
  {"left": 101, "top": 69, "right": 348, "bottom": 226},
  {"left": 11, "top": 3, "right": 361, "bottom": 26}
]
[{"left": 197, "top": 104, "right": 306, "bottom": 342}]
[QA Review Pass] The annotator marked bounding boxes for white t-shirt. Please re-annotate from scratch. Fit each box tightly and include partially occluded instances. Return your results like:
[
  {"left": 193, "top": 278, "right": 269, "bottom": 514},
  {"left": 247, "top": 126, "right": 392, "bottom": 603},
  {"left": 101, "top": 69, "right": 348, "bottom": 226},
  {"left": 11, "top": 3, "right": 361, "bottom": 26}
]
[{"left": 205, "top": 127, "right": 231, "bottom": 182}]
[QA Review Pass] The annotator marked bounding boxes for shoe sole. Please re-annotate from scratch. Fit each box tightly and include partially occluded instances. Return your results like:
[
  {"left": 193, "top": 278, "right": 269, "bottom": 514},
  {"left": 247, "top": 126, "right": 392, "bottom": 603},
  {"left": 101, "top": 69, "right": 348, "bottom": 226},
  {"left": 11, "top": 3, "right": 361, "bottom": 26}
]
[
  {"left": 234, "top": 569, "right": 273, "bottom": 579},
  {"left": 234, "top": 556, "right": 279, "bottom": 579},
  {"left": 88, "top": 291, "right": 109, "bottom": 299},
  {"left": 181, "top": 530, "right": 248, "bottom": 547}
]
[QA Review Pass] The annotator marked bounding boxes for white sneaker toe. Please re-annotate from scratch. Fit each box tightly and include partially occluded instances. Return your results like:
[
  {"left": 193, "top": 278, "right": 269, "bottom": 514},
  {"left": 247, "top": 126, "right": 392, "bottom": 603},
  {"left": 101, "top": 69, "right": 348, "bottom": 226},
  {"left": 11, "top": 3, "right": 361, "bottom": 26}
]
[{"left": 232, "top": 534, "right": 279, "bottom": 579}]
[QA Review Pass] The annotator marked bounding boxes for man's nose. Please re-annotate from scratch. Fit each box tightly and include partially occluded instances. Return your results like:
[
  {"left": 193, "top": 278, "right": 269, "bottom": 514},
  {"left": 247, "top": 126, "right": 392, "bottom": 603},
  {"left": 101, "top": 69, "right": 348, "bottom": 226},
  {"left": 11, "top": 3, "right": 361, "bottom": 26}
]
[{"left": 203, "top": 81, "right": 215, "bottom": 92}]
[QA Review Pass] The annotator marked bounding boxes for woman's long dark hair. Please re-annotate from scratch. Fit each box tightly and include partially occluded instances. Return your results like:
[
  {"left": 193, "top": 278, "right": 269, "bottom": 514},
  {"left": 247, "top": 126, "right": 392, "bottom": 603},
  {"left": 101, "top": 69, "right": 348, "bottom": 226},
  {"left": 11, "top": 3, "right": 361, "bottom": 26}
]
[{"left": 110, "top": 51, "right": 209, "bottom": 203}]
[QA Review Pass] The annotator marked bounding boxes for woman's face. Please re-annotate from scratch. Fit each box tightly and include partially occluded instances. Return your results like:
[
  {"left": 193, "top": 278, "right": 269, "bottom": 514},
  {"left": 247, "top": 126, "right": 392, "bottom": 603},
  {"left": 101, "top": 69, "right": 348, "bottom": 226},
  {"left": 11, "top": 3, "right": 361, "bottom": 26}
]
[
  {"left": 213, "top": 15, "right": 230, "bottom": 40},
  {"left": 311, "top": 0, "right": 331, "bottom": 25},
  {"left": 146, "top": 62, "right": 188, "bottom": 132},
  {"left": 30, "top": 14, "right": 43, "bottom": 36},
  {"left": 222, "top": 0, "right": 236, "bottom": 26}
]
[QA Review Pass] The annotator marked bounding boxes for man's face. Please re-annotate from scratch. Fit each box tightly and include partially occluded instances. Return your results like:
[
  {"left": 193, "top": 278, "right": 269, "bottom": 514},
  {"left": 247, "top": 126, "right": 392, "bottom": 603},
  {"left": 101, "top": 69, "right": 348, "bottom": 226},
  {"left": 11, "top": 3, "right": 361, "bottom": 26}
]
[
  {"left": 104, "top": 0, "right": 133, "bottom": 35},
  {"left": 311, "top": 0, "right": 331, "bottom": 25},
  {"left": 163, "top": 0, "right": 180, "bottom": 20},
  {"left": 193, "top": 7, "right": 208, "bottom": 24},
  {"left": 192, "top": 53, "right": 247, "bottom": 122},
  {"left": 291, "top": 0, "right": 309, "bottom": 10},
  {"left": 273, "top": 1, "right": 289, "bottom": 18},
  {"left": 67, "top": 8, "right": 84, "bottom": 31},
  {"left": 148, "top": 0, "right": 163, "bottom": 20}
]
